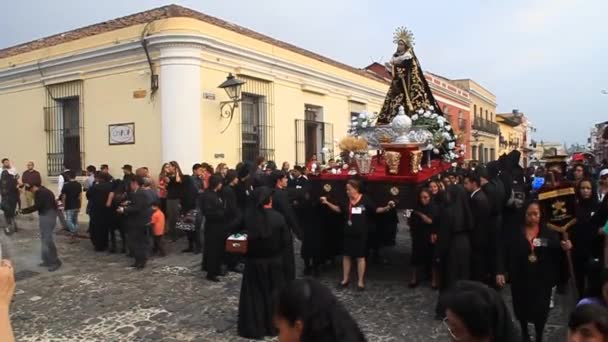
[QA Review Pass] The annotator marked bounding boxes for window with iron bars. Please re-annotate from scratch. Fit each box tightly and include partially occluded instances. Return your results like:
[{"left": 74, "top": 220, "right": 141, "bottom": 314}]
[
  {"left": 43, "top": 81, "right": 84, "bottom": 176},
  {"left": 238, "top": 76, "right": 275, "bottom": 163}
]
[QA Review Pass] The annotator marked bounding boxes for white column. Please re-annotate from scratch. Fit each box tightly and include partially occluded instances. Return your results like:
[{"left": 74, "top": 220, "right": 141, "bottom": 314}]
[{"left": 159, "top": 44, "right": 203, "bottom": 170}]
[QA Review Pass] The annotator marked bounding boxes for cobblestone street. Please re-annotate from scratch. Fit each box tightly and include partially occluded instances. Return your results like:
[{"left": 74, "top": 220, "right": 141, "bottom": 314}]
[{"left": 1, "top": 214, "right": 568, "bottom": 341}]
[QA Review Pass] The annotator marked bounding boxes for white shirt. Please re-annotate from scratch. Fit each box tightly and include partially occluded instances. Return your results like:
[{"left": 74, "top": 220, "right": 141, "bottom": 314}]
[
  {"left": 470, "top": 188, "right": 481, "bottom": 199},
  {"left": 2, "top": 167, "right": 18, "bottom": 178},
  {"left": 57, "top": 174, "right": 65, "bottom": 194}
]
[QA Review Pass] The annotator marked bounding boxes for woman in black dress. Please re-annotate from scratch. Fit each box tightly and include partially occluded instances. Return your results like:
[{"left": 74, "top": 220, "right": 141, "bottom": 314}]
[
  {"left": 320, "top": 179, "right": 395, "bottom": 291},
  {"left": 428, "top": 180, "right": 443, "bottom": 205},
  {"left": 571, "top": 179, "right": 601, "bottom": 298},
  {"left": 237, "top": 186, "right": 290, "bottom": 339},
  {"left": 201, "top": 174, "right": 226, "bottom": 282},
  {"left": 408, "top": 188, "right": 438, "bottom": 288},
  {"left": 496, "top": 201, "right": 572, "bottom": 342}
]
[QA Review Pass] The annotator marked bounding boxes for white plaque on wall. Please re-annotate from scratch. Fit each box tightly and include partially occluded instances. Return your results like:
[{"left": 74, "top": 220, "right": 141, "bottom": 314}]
[{"left": 109, "top": 123, "right": 135, "bottom": 145}]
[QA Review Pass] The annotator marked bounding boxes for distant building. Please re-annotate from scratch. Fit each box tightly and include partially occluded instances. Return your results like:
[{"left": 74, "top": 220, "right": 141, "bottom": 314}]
[
  {"left": 589, "top": 121, "right": 608, "bottom": 163},
  {"left": 450, "top": 79, "right": 499, "bottom": 164},
  {"left": 496, "top": 110, "right": 529, "bottom": 166}
]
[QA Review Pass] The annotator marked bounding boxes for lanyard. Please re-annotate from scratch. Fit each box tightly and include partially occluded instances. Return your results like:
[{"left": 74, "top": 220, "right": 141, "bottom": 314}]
[
  {"left": 348, "top": 194, "right": 363, "bottom": 222},
  {"left": 526, "top": 226, "right": 539, "bottom": 252}
]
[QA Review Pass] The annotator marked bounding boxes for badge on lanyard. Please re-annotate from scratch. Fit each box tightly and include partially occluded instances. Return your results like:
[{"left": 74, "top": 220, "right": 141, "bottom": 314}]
[{"left": 351, "top": 207, "right": 363, "bottom": 215}]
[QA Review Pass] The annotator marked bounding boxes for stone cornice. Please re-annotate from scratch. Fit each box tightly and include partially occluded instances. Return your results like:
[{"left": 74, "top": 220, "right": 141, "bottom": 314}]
[{"left": 0, "top": 32, "right": 386, "bottom": 101}]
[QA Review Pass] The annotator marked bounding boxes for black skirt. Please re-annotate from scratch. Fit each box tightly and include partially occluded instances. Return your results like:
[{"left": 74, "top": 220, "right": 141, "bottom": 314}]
[
  {"left": 237, "top": 256, "right": 285, "bottom": 339},
  {"left": 410, "top": 225, "right": 432, "bottom": 267},
  {"left": 343, "top": 233, "right": 368, "bottom": 258}
]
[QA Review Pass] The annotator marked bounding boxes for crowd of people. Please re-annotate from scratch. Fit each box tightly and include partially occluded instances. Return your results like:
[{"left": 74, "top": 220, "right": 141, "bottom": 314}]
[{"left": 3, "top": 151, "right": 608, "bottom": 341}]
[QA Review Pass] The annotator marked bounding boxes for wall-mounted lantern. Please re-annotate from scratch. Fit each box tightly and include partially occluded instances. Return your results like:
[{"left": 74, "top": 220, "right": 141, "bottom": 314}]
[{"left": 218, "top": 73, "right": 246, "bottom": 133}]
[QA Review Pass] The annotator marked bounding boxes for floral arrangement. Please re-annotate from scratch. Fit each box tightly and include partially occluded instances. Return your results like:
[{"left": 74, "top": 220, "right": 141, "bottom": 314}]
[
  {"left": 348, "top": 112, "right": 377, "bottom": 135},
  {"left": 411, "top": 105, "right": 459, "bottom": 161}
]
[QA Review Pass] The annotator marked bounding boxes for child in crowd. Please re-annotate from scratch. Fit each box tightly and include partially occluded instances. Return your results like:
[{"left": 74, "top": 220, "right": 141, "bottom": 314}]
[{"left": 151, "top": 202, "right": 166, "bottom": 257}]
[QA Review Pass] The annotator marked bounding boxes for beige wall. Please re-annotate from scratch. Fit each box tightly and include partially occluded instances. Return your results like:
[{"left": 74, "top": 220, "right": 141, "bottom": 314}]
[
  {"left": 0, "top": 87, "right": 46, "bottom": 176},
  {"left": 84, "top": 70, "right": 162, "bottom": 178}
]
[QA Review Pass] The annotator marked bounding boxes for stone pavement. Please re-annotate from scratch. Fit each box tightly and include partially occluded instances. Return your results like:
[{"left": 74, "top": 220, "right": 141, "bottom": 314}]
[{"left": 0, "top": 214, "right": 568, "bottom": 341}]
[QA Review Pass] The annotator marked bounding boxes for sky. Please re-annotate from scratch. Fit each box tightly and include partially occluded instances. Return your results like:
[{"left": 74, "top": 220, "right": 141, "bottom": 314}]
[{"left": 1, "top": 0, "right": 607, "bottom": 145}]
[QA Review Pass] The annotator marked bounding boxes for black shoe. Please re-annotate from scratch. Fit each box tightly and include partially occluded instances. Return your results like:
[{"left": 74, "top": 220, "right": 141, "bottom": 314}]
[
  {"left": 182, "top": 248, "right": 193, "bottom": 253},
  {"left": 48, "top": 261, "right": 62, "bottom": 272},
  {"left": 38, "top": 262, "right": 50, "bottom": 267},
  {"left": 108, "top": 247, "right": 117, "bottom": 254},
  {"left": 357, "top": 286, "right": 365, "bottom": 292},
  {"left": 193, "top": 248, "right": 202, "bottom": 255},
  {"left": 121, "top": 247, "right": 127, "bottom": 254},
  {"left": 135, "top": 264, "right": 145, "bottom": 270},
  {"left": 206, "top": 275, "right": 220, "bottom": 282}
]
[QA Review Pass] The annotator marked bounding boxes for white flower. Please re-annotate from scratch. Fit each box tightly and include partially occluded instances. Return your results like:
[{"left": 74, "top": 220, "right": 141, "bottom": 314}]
[
  {"left": 448, "top": 142, "right": 455, "bottom": 150},
  {"left": 349, "top": 151, "right": 354, "bottom": 158},
  {"left": 442, "top": 132, "right": 451, "bottom": 140},
  {"left": 403, "top": 51, "right": 413, "bottom": 60},
  {"left": 361, "top": 122, "right": 368, "bottom": 128},
  {"left": 322, "top": 147, "right": 329, "bottom": 154},
  {"left": 445, "top": 125, "right": 452, "bottom": 131},
  {"left": 358, "top": 112, "right": 366, "bottom": 119},
  {"left": 411, "top": 114, "right": 419, "bottom": 121},
  {"left": 451, "top": 162, "right": 458, "bottom": 167},
  {"left": 423, "top": 112, "right": 431, "bottom": 118},
  {"left": 426, "top": 144, "right": 434, "bottom": 150},
  {"left": 429, "top": 106, "right": 435, "bottom": 111},
  {"left": 433, "top": 148, "right": 440, "bottom": 154},
  {"left": 431, "top": 113, "right": 438, "bottom": 119},
  {"left": 438, "top": 121, "right": 445, "bottom": 127},
  {"left": 417, "top": 109, "right": 424, "bottom": 115},
  {"left": 437, "top": 116, "right": 445, "bottom": 123}
]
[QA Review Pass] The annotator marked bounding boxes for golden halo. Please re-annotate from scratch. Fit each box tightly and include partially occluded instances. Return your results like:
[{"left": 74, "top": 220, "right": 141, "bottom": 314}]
[{"left": 393, "top": 26, "right": 415, "bottom": 47}]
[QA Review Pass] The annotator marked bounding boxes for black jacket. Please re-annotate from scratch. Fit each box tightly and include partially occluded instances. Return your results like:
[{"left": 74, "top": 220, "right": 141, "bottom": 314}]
[
  {"left": 272, "top": 187, "right": 302, "bottom": 240},
  {"left": 470, "top": 189, "right": 491, "bottom": 249},
  {"left": 123, "top": 189, "right": 152, "bottom": 227},
  {"left": 222, "top": 184, "right": 242, "bottom": 234}
]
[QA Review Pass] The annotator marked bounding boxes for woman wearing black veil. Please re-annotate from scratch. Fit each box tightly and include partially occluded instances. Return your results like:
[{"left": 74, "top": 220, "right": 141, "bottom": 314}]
[
  {"left": 434, "top": 185, "right": 474, "bottom": 318},
  {"left": 237, "top": 186, "right": 290, "bottom": 339}
]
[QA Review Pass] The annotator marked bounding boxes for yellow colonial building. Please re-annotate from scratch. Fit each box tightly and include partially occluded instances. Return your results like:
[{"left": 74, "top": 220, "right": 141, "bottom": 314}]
[
  {"left": 497, "top": 110, "right": 528, "bottom": 164},
  {"left": 0, "top": 5, "right": 388, "bottom": 182},
  {"left": 450, "top": 79, "right": 499, "bottom": 164}
]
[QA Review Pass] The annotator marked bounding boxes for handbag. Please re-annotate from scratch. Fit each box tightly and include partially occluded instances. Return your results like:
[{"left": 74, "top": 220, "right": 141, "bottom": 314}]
[
  {"left": 225, "top": 233, "right": 248, "bottom": 254},
  {"left": 176, "top": 209, "right": 198, "bottom": 232}
]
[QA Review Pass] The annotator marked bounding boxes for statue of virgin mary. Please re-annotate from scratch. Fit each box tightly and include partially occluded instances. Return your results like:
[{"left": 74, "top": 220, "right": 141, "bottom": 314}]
[{"left": 376, "top": 27, "right": 444, "bottom": 124}]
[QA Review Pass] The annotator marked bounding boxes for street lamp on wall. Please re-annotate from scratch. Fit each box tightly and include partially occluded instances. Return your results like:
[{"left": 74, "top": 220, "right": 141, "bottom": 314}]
[{"left": 218, "top": 73, "right": 246, "bottom": 133}]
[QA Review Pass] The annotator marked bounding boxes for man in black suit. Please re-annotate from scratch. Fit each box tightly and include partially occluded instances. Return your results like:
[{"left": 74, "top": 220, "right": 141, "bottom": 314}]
[
  {"left": 463, "top": 171, "right": 492, "bottom": 285},
  {"left": 271, "top": 170, "right": 301, "bottom": 281},
  {"left": 117, "top": 176, "right": 152, "bottom": 270}
]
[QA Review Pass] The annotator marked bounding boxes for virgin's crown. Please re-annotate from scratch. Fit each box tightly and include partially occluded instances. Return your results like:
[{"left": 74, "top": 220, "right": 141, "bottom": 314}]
[{"left": 393, "top": 26, "right": 415, "bottom": 47}]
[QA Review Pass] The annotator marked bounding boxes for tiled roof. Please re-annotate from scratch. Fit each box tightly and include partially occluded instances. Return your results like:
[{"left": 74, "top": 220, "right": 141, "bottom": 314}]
[{"left": 0, "top": 4, "right": 386, "bottom": 83}]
